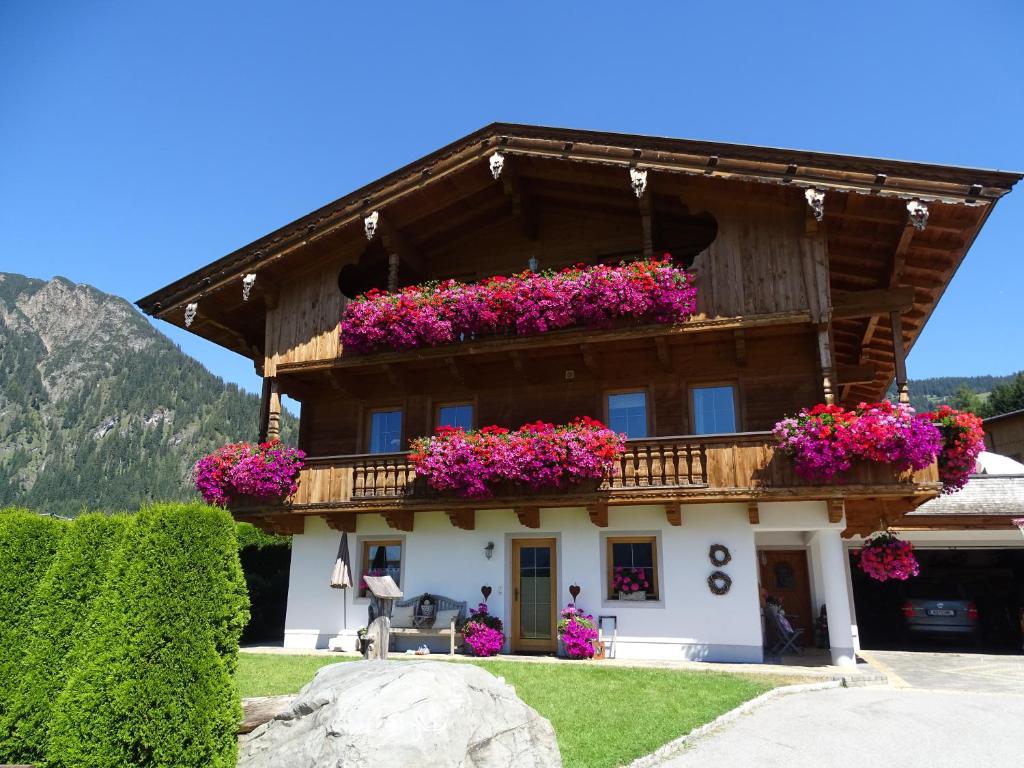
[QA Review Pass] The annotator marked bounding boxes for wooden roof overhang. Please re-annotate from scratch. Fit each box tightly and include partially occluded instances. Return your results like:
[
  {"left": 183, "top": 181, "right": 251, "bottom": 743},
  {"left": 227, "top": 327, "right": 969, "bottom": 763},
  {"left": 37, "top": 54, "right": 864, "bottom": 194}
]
[{"left": 136, "top": 124, "right": 1020, "bottom": 403}]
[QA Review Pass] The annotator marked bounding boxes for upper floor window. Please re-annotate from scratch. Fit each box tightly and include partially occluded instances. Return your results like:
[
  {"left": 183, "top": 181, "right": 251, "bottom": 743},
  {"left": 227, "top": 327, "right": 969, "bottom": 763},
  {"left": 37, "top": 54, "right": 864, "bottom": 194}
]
[
  {"left": 607, "top": 391, "right": 648, "bottom": 438},
  {"left": 692, "top": 385, "right": 737, "bottom": 434},
  {"left": 438, "top": 403, "right": 473, "bottom": 431},
  {"left": 369, "top": 409, "right": 403, "bottom": 453}
]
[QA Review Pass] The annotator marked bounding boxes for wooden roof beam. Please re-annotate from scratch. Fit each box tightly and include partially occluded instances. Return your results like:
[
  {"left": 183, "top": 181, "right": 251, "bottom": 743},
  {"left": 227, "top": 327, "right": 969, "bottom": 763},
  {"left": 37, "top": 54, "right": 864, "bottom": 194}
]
[
  {"left": 831, "top": 287, "right": 916, "bottom": 319},
  {"left": 836, "top": 364, "right": 880, "bottom": 385},
  {"left": 500, "top": 156, "right": 539, "bottom": 240}
]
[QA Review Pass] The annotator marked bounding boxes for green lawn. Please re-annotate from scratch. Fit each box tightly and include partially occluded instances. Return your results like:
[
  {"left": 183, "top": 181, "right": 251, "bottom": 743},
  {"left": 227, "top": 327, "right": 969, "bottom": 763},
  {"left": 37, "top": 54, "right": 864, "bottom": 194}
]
[{"left": 237, "top": 653, "right": 781, "bottom": 768}]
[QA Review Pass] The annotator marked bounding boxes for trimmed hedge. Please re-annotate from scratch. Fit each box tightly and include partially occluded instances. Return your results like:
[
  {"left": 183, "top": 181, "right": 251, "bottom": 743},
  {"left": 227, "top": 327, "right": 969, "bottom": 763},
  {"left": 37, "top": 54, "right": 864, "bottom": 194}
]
[
  {"left": 0, "top": 509, "right": 66, "bottom": 726},
  {"left": 0, "top": 513, "right": 130, "bottom": 764},
  {"left": 47, "top": 503, "right": 249, "bottom": 768}
]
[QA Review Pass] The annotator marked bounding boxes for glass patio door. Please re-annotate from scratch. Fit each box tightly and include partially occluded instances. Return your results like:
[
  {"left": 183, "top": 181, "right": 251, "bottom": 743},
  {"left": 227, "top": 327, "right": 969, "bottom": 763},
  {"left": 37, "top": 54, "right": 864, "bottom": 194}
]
[{"left": 510, "top": 538, "right": 557, "bottom": 652}]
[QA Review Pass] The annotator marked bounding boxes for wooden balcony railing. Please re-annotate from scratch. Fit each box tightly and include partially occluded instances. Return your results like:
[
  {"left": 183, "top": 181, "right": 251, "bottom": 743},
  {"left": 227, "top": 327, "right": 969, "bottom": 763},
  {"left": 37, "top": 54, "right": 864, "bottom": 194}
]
[{"left": 285, "top": 432, "right": 940, "bottom": 510}]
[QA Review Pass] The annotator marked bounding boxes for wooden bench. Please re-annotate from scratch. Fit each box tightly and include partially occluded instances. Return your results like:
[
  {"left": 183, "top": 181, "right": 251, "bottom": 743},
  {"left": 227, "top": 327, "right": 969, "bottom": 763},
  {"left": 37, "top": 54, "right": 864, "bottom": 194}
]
[{"left": 388, "top": 593, "right": 467, "bottom": 655}]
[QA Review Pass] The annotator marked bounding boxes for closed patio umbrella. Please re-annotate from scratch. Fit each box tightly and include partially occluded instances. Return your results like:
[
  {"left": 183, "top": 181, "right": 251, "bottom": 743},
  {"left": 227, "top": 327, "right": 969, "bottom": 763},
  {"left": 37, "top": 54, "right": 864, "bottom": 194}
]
[{"left": 330, "top": 532, "right": 354, "bottom": 631}]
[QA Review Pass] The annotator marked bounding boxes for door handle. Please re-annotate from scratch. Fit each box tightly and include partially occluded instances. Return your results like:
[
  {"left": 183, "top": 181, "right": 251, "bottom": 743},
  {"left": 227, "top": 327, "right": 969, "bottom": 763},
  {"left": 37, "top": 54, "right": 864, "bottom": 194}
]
[{"left": 514, "top": 587, "right": 519, "bottom": 601}]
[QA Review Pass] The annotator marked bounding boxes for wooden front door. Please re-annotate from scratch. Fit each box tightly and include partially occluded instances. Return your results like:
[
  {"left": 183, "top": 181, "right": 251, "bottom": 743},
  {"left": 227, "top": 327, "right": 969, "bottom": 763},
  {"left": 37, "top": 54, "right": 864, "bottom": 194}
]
[
  {"left": 510, "top": 538, "right": 557, "bottom": 653},
  {"left": 759, "top": 550, "right": 814, "bottom": 642}
]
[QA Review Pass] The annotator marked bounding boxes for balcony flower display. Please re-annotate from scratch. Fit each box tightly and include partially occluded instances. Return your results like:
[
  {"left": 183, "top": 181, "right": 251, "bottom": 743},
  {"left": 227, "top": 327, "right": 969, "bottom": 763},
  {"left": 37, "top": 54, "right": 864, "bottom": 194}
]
[
  {"left": 409, "top": 417, "right": 625, "bottom": 498},
  {"left": 855, "top": 531, "right": 920, "bottom": 582},
  {"left": 460, "top": 603, "right": 504, "bottom": 657},
  {"left": 340, "top": 256, "right": 697, "bottom": 354},
  {"left": 194, "top": 439, "right": 305, "bottom": 507},
  {"left": 557, "top": 604, "right": 600, "bottom": 659},
  {"left": 921, "top": 406, "right": 985, "bottom": 494},
  {"left": 773, "top": 401, "right": 942, "bottom": 483}
]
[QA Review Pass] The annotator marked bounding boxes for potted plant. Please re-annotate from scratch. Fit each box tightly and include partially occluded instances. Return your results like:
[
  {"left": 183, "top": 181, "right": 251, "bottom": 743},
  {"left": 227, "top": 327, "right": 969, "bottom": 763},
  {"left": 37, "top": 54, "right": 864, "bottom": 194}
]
[
  {"left": 613, "top": 566, "right": 650, "bottom": 601},
  {"left": 194, "top": 438, "right": 305, "bottom": 508},
  {"left": 460, "top": 603, "right": 504, "bottom": 657},
  {"left": 557, "top": 604, "right": 600, "bottom": 659}
]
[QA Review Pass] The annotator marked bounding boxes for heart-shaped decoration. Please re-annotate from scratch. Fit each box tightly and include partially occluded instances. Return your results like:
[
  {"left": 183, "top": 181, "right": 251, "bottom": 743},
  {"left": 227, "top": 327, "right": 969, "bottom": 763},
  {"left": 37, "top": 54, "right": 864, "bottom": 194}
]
[
  {"left": 569, "top": 584, "right": 581, "bottom": 602},
  {"left": 481, "top": 585, "right": 492, "bottom": 601}
]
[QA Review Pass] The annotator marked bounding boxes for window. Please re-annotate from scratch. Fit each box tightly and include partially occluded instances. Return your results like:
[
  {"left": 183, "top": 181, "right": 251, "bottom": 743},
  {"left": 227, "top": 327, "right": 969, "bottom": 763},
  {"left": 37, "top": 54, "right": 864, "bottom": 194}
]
[
  {"left": 692, "top": 385, "right": 737, "bottom": 434},
  {"left": 369, "top": 409, "right": 403, "bottom": 453},
  {"left": 360, "top": 539, "right": 402, "bottom": 598},
  {"left": 607, "top": 536, "right": 659, "bottom": 600},
  {"left": 607, "top": 391, "right": 648, "bottom": 438},
  {"left": 438, "top": 403, "right": 473, "bottom": 430}
]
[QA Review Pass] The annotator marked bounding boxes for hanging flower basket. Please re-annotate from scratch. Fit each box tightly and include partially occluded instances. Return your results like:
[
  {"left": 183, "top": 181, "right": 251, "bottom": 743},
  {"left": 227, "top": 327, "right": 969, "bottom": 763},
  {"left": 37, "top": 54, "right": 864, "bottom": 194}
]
[
  {"left": 856, "top": 531, "right": 920, "bottom": 582},
  {"left": 194, "top": 439, "right": 305, "bottom": 508},
  {"left": 773, "top": 401, "right": 983, "bottom": 494},
  {"left": 339, "top": 256, "right": 697, "bottom": 355},
  {"left": 409, "top": 417, "right": 624, "bottom": 499}
]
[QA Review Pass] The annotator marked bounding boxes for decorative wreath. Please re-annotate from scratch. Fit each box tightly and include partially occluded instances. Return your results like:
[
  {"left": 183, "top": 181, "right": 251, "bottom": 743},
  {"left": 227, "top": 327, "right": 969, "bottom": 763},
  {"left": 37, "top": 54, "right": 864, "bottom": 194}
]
[
  {"left": 707, "top": 570, "right": 732, "bottom": 595},
  {"left": 708, "top": 544, "right": 732, "bottom": 567}
]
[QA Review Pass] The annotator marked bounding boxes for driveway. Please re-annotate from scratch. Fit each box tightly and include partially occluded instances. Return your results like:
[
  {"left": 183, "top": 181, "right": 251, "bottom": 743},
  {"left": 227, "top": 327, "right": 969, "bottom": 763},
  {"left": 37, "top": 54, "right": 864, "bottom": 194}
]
[
  {"left": 655, "top": 687, "right": 1024, "bottom": 768},
  {"left": 860, "top": 649, "right": 1024, "bottom": 694}
]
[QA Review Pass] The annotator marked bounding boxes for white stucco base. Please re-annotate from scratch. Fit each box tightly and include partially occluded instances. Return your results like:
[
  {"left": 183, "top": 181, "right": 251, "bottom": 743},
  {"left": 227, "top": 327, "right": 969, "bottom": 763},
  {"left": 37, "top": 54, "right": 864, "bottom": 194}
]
[{"left": 283, "top": 500, "right": 847, "bottom": 663}]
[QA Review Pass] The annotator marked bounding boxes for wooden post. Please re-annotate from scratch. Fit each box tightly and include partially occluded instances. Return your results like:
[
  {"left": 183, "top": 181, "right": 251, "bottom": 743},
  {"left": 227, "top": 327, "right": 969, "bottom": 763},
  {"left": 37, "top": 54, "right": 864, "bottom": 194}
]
[
  {"left": 890, "top": 310, "right": 909, "bottom": 404},
  {"left": 387, "top": 253, "right": 399, "bottom": 292},
  {"left": 258, "top": 377, "right": 271, "bottom": 442},
  {"left": 266, "top": 378, "right": 282, "bottom": 440},
  {"left": 817, "top": 327, "right": 836, "bottom": 406},
  {"left": 362, "top": 575, "right": 403, "bottom": 661}
]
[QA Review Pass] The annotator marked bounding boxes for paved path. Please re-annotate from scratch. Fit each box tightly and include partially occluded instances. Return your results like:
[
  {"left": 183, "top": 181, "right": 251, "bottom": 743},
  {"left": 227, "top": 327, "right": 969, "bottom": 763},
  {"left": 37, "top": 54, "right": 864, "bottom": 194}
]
[
  {"left": 656, "top": 687, "right": 1024, "bottom": 768},
  {"left": 860, "top": 649, "right": 1024, "bottom": 694}
]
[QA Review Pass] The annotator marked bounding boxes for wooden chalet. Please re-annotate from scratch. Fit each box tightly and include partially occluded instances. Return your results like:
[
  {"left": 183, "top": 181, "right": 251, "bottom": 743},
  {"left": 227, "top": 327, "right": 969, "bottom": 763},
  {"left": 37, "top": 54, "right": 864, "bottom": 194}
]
[{"left": 139, "top": 124, "right": 1021, "bottom": 664}]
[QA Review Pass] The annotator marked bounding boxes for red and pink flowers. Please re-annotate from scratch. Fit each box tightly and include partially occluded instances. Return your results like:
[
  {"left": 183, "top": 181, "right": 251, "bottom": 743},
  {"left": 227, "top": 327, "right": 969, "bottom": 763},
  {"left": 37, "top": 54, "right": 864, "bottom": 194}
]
[
  {"left": 921, "top": 406, "right": 985, "bottom": 494},
  {"left": 856, "top": 531, "right": 920, "bottom": 582},
  {"left": 340, "top": 256, "right": 697, "bottom": 354},
  {"left": 774, "top": 401, "right": 982, "bottom": 494},
  {"left": 193, "top": 439, "right": 305, "bottom": 507},
  {"left": 612, "top": 566, "right": 650, "bottom": 596},
  {"left": 557, "top": 604, "right": 600, "bottom": 659},
  {"left": 461, "top": 603, "right": 504, "bottom": 657},
  {"left": 409, "top": 417, "right": 625, "bottom": 498}
]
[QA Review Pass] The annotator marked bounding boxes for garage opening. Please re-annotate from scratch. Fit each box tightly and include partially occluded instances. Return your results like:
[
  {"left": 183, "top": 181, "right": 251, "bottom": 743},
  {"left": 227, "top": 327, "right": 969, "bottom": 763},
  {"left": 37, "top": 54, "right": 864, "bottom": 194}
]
[{"left": 852, "top": 548, "right": 1024, "bottom": 652}]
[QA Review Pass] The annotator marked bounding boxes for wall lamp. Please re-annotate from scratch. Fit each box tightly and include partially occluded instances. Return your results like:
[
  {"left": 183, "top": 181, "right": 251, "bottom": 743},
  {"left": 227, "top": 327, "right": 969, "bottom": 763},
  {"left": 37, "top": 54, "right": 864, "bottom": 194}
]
[{"left": 484, "top": 541, "right": 495, "bottom": 560}]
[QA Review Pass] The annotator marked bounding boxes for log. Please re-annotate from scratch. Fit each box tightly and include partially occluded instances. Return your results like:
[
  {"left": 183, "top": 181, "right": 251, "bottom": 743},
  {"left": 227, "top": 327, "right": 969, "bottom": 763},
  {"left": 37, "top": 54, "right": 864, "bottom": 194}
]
[{"left": 240, "top": 695, "right": 298, "bottom": 734}]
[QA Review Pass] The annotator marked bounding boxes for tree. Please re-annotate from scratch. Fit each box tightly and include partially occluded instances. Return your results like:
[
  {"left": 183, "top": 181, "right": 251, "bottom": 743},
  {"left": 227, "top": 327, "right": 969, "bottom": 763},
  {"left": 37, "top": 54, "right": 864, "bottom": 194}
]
[
  {"left": 983, "top": 372, "right": 1024, "bottom": 418},
  {"left": 950, "top": 384, "right": 985, "bottom": 414},
  {"left": 47, "top": 503, "right": 249, "bottom": 768}
]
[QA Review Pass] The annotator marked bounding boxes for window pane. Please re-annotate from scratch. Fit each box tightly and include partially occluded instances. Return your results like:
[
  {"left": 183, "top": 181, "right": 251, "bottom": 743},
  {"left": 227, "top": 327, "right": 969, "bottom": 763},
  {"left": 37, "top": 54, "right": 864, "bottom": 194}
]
[
  {"left": 438, "top": 404, "right": 473, "bottom": 430},
  {"left": 361, "top": 541, "right": 402, "bottom": 596},
  {"left": 370, "top": 410, "right": 403, "bottom": 453},
  {"left": 610, "top": 539, "right": 657, "bottom": 599},
  {"left": 693, "top": 386, "right": 736, "bottom": 434},
  {"left": 607, "top": 391, "right": 648, "bottom": 438}
]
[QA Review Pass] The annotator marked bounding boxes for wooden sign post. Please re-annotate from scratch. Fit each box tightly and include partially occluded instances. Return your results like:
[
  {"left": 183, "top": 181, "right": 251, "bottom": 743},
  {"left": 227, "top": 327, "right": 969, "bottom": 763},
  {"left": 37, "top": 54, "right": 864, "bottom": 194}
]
[{"left": 362, "top": 575, "right": 403, "bottom": 660}]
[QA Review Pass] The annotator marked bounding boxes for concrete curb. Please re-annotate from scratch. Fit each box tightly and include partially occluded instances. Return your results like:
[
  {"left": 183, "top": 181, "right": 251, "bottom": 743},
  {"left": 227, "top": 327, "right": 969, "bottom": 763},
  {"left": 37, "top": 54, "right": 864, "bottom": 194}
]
[{"left": 624, "top": 680, "right": 845, "bottom": 768}]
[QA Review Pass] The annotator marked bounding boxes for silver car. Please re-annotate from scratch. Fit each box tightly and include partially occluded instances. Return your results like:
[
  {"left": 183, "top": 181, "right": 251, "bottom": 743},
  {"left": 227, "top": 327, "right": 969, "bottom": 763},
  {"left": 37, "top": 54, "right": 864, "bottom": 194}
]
[{"left": 900, "top": 578, "right": 980, "bottom": 642}]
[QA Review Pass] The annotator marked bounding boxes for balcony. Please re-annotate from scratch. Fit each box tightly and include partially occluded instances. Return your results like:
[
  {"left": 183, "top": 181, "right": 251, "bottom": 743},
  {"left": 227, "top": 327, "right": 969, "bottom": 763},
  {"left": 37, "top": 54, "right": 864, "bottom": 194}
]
[{"left": 237, "top": 433, "right": 940, "bottom": 531}]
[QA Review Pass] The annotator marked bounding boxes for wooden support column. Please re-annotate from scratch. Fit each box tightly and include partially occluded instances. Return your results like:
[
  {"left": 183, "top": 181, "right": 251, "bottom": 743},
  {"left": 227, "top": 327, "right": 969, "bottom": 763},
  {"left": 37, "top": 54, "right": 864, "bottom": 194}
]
[
  {"left": 639, "top": 192, "right": 654, "bottom": 259},
  {"left": 387, "top": 253, "right": 399, "bottom": 292},
  {"left": 890, "top": 310, "right": 910, "bottom": 404},
  {"left": 258, "top": 376, "right": 271, "bottom": 442},
  {"left": 817, "top": 327, "right": 836, "bottom": 406},
  {"left": 266, "top": 378, "right": 282, "bottom": 440}
]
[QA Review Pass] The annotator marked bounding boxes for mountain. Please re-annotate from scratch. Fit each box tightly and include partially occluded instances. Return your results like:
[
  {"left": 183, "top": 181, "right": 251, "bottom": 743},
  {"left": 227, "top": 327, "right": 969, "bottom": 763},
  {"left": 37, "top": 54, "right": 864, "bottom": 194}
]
[
  {"left": 888, "top": 373, "right": 1021, "bottom": 415},
  {"left": 0, "top": 273, "right": 296, "bottom": 516}
]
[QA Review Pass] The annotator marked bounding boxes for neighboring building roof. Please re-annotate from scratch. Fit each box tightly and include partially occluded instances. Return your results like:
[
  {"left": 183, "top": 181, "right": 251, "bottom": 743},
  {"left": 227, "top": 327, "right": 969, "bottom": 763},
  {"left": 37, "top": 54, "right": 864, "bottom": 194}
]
[
  {"left": 976, "top": 451, "right": 1024, "bottom": 475},
  {"left": 909, "top": 474, "right": 1024, "bottom": 517},
  {"left": 983, "top": 408, "right": 1024, "bottom": 425}
]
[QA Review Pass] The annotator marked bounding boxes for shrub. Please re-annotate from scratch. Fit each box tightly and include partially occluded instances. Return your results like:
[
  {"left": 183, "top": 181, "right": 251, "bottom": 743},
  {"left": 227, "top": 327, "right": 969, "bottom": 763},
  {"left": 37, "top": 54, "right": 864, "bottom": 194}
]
[
  {"left": 47, "top": 503, "right": 250, "bottom": 768},
  {"left": 0, "top": 509, "right": 66, "bottom": 728},
  {"left": 0, "top": 513, "right": 129, "bottom": 764}
]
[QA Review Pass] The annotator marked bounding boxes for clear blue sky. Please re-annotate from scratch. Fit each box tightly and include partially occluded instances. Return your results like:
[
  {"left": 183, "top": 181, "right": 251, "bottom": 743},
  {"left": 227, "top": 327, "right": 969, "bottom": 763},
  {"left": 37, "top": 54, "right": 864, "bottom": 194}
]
[{"left": 2, "top": 2, "right": 1022, "bottom": 397}]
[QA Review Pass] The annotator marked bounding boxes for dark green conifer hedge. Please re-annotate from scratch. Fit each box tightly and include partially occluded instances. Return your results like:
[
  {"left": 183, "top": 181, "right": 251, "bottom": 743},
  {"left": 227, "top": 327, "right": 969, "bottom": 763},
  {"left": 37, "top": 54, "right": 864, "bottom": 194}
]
[{"left": 47, "top": 503, "right": 249, "bottom": 768}]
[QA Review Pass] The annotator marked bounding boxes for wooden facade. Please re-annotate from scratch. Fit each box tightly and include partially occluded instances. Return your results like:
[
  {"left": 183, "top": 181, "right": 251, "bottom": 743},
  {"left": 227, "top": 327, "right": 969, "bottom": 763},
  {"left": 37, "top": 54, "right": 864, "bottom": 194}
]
[
  {"left": 137, "top": 124, "right": 1020, "bottom": 537},
  {"left": 984, "top": 410, "right": 1024, "bottom": 464}
]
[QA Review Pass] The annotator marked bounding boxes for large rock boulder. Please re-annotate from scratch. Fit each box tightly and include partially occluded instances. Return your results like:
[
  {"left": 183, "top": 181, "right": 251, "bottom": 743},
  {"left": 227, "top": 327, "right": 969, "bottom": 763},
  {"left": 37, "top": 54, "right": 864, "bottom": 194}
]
[{"left": 238, "top": 660, "right": 562, "bottom": 768}]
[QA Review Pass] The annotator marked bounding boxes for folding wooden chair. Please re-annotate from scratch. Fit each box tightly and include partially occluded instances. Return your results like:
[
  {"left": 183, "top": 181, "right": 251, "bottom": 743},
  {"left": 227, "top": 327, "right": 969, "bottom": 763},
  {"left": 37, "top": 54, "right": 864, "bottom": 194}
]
[{"left": 767, "top": 604, "right": 804, "bottom": 656}]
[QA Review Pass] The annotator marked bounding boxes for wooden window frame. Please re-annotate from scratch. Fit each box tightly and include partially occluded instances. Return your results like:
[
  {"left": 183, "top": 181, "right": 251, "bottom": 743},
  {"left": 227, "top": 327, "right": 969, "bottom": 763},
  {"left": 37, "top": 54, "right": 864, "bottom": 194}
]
[
  {"left": 606, "top": 535, "right": 660, "bottom": 601},
  {"left": 366, "top": 406, "right": 404, "bottom": 454},
  {"left": 435, "top": 400, "right": 476, "bottom": 431},
  {"left": 603, "top": 387, "right": 653, "bottom": 438},
  {"left": 359, "top": 538, "right": 403, "bottom": 598},
  {"left": 688, "top": 382, "right": 741, "bottom": 435}
]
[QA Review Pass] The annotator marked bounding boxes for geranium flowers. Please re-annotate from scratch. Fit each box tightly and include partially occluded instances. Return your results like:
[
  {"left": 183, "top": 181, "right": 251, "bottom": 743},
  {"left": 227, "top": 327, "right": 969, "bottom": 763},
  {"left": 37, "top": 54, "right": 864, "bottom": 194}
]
[
  {"left": 773, "top": 401, "right": 982, "bottom": 493},
  {"left": 194, "top": 439, "right": 305, "bottom": 507},
  {"left": 856, "top": 531, "right": 920, "bottom": 582},
  {"left": 557, "top": 604, "right": 600, "bottom": 659},
  {"left": 409, "top": 417, "right": 625, "bottom": 498},
  {"left": 461, "top": 603, "right": 504, "bottom": 657},
  {"left": 340, "top": 256, "right": 697, "bottom": 354}
]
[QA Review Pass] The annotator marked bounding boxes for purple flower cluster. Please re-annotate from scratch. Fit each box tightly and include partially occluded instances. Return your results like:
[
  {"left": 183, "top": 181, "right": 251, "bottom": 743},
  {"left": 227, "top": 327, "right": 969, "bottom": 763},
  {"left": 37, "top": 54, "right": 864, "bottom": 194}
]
[
  {"left": 774, "top": 402, "right": 942, "bottom": 482},
  {"left": 340, "top": 256, "right": 697, "bottom": 354},
  {"left": 193, "top": 439, "right": 305, "bottom": 507},
  {"left": 409, "top": 418, "right": 624, "bottom": 499},
  {"left": 461, "top": 602, "right": 505, "bottom": 657},
  {"left": 557, "top": 604, "right": 600, "bottom": 659}
]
